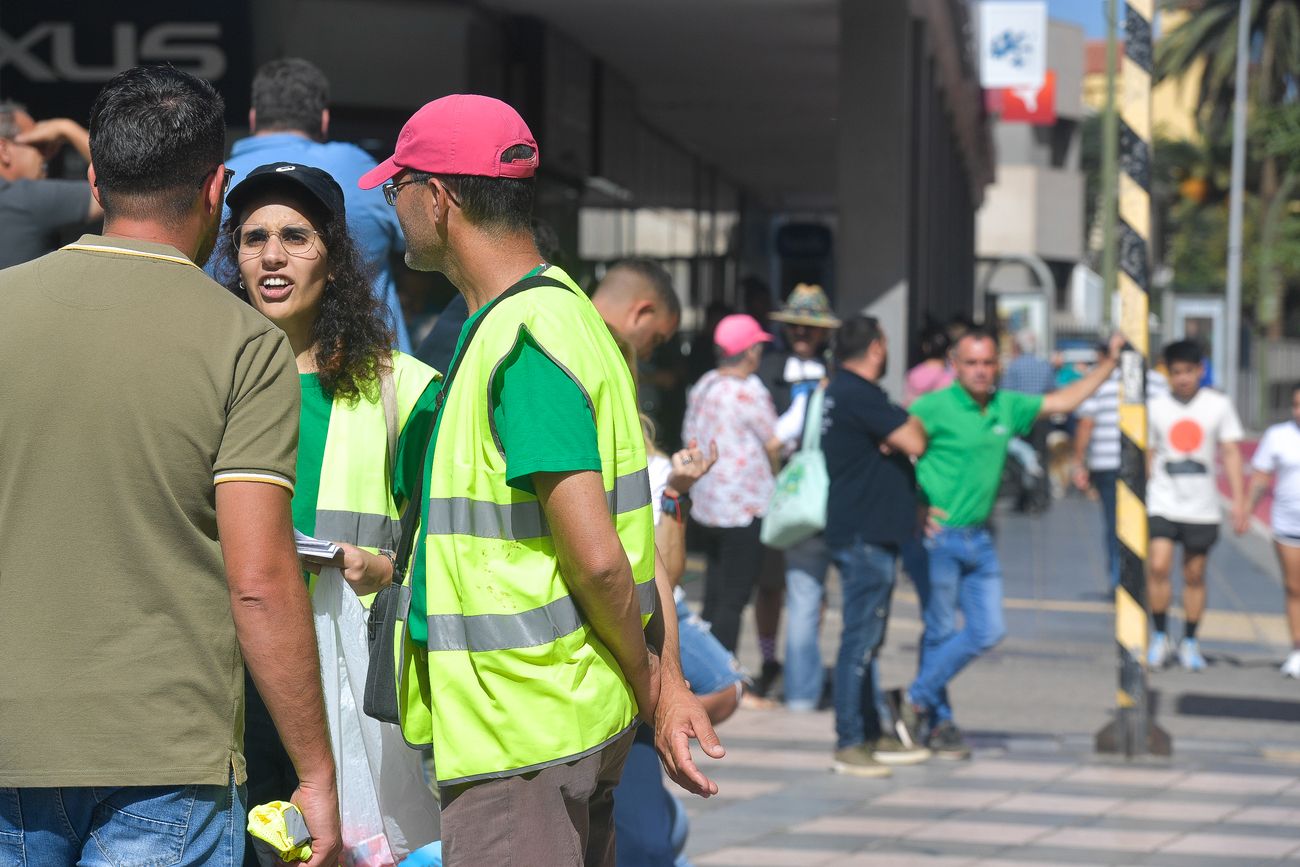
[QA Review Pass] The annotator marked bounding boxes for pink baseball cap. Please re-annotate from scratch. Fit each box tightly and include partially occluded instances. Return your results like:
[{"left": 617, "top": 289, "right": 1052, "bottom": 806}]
[
  {"left": 358, "top": 94, "right": 539, "bottom": 190},
  {"left": 714, "top": 314, "right": 773, "bottom": 356}
]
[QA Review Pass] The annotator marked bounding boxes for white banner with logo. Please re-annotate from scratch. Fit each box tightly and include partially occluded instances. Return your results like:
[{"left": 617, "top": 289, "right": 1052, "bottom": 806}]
[{"left": 978, "top": 1, "right": 1047, "bottom": 89}]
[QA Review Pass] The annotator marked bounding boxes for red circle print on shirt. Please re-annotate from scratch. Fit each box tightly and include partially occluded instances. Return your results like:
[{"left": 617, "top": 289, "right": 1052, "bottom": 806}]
[{"left": 1169, "top": 418, "right": 1204, "bottom": 453}]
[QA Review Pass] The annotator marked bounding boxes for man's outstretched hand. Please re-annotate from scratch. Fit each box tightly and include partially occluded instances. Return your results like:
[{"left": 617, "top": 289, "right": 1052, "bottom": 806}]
[{"left": 653, "top": 679, "right": 725, "bottom": 797}]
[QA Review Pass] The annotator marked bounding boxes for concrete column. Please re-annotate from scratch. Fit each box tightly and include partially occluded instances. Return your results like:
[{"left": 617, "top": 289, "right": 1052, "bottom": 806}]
[{"left": 836, "top": 0, "right": 913, "bottom": 398}]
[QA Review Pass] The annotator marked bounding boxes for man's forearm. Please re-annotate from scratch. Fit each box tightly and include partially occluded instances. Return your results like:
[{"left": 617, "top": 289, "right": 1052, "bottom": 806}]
[
  {"left": 1223, "top": 445, "right": 1246, "bottom": 502},
  {"left": 61, "top": 120, "right": 92, "bottom": 162},
  {"left": 566, "top": 562, "right": 653, "bottom": 687},
  {"left": 655, "top": 516, "right": 688, "bottom": 587},
  {"left": 1043, "top": 358, "right": 1118, "bottom": 416},
  {"left": 653, "top": 551, "right": 683, "bottom": 674},
  {"left": 232, "top": 575, "right": 335, "bottom": 784},
  {"left": 1247, "top": 470, "right": 1271, "bottom": 510},
  {"left": 1074, "top": 417, "right": 1094, "bottom": 467}
]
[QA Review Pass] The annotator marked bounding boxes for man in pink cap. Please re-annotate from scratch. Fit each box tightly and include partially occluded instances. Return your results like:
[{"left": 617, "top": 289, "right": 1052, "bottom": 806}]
[
  {"left": 682, "top": 314, "right": 783, "bottom": 656},
  {"left": 361, "top": 95, "right": 719, "bottom": 865}
]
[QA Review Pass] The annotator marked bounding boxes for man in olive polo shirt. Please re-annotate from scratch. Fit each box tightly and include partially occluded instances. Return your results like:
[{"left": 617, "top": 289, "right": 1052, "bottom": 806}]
[
  {"left": 902, "top": 329, "right": 1122, "bottom": 759},
  {"left": 0, "top": 67, "right": 340, "bottom": 865}
]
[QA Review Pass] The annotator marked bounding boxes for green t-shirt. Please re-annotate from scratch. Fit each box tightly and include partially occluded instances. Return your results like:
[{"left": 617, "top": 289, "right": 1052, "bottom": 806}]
[
  {"left": 292, "top": 373, "right": 334, "bottom": 538},
  {"left": 911, "top": 383, "right": 1043, "bottom": 527},
  {"left": 408, "top": 290, "right": 601, "bottom": 646}
]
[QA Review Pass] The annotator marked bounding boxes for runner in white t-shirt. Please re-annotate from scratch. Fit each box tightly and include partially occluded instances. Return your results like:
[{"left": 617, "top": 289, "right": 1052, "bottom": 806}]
[
  {"left": 1243, "top": 384, "right": 1300, "bottom": 678},
  {"left": 1146, "top": 340, "right": 1246, "bottom": 672}
]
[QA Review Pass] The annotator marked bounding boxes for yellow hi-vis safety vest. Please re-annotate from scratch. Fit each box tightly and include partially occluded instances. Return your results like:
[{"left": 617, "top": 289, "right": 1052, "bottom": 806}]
[
  {"left": 402, "top": 267, "right": 656, "bottom": 786},
  {"left": 313, "top": 351, "right": 439, "bottom": 554}
]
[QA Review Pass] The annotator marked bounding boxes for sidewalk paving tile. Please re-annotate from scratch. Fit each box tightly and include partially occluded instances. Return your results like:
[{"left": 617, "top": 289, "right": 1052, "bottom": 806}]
[
  {"left": 694, "top": 846, "right": 851, "bottom": 866},
  {"left": 1170, "top": 771, "right": 1296, "bottom": 795},
  {"left": 836, "top": 854, "right": 974, "bottom": 867},
  {"left": 988, "top": 793, "right": 1124, "bottom": 815},
  {"left": 721, "top": 747, "right": 846, "bottom": 770},
  {"left": 836, "top": 855, "right": 975, "bottom": 867},
  {"left": 792, "top": 816, "right": 928, "bottom": 838},
  {"left": 709, "top": 780, "right": 786, "bottom": 801},
  {"left": 1226, "top": 805, "right": 1300, "bottom": 824},
  {"left": 872, "top": 787, "right": 1010, "bottom": 810},
  {"left": 1033, "top": 826, "right": 1181, "bottom": 852},
  {"left": 904, "top": 819, "right": 1049, "bottom": 846},
  {"left": 1102, "top": 798, "right": 1237, "bottom": 822},
  {"left": 1159, "top": 831, "right": 1300, "bottom": 858},
  {"left": 952, "top": 760, "right": 1074, "bottom": 782},
  {"left": 1061, "top": 766, "right": 1187, "bottom": 788}
]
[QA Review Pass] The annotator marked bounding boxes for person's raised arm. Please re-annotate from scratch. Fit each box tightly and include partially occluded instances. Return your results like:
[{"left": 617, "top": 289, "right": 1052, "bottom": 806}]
[
  {"left": 218, "top": 481, "right": 341, "bottom": 867},
  {"left": 657, "top": 440, "right": 719, "bottom": 586},
  {"left": 17, "top": 119, "right": 102, "bottom": 221},
  {"left": 535, "top": 469, "right": 659, "bottom": 723},
  {"left": 1041, "top": 334, "right": 1124, "bottom": 417}
]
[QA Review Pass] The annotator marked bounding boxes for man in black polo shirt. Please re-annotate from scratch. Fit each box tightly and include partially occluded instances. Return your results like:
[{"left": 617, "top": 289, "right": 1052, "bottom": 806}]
[{"left": 822, "top": 315, "right": 929, "bottom": 776}]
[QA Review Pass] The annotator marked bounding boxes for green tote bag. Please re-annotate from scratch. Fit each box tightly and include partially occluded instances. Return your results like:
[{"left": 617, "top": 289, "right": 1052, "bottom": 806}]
[{"left": 760, "top": 385, "right": 828, "bottom": 549}]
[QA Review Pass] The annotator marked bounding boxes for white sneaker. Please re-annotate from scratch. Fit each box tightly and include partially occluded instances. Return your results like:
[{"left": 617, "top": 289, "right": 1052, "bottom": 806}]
[
  {"left": 1282, "top": 650, "right": 1300, "bottom": 679},
  {"left": 1148, "top": 632, "right": 1171, "bottom": 669},
  {"left": 1178, "top": 638, "right": 1206, "bottom": 672}
]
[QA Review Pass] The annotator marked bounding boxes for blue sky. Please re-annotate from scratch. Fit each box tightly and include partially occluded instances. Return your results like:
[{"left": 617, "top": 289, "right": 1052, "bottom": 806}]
[{"left": 1046, "top": 0, "right": 1110, "bottom": 38}]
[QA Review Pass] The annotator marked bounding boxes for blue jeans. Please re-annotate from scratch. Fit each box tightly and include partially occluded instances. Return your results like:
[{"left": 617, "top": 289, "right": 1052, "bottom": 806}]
[
  {"left": 829, "top": 538, "right": 898, "bottom": 749},
  {"left": 676, "top": 597, "right": 745, "bottom": 697},
  {"left": 0, "top": 772, "right": 245, "bottom": 867},
  {"left": 1092, "top": 470, "right": 1121, "bottom": 590},
  {"left": 908, "top": 527, "right": 1006, "bottom": 724},
  {"left": 783, "top": 535, "right": 832, "bottom": 709}
]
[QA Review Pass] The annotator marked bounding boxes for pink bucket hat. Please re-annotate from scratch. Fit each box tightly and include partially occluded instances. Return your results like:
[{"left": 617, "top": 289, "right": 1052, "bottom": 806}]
[
  {"left": 714, "top": 314, "right": 773, "bottom": 356},
  {"left": 359, "top": 94, "right": 538, "bottom": 189}
]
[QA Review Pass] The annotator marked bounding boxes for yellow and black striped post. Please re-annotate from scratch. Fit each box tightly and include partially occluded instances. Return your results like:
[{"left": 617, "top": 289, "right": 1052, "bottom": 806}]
[{"left": 1096, "top": 0, "right": 1171, "bottom": 758}]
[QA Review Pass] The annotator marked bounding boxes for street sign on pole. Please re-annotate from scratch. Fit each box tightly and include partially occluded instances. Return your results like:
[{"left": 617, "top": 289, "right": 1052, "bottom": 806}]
[{"left": 1095, "top": 0, "right": 1172, "bottom": 760}]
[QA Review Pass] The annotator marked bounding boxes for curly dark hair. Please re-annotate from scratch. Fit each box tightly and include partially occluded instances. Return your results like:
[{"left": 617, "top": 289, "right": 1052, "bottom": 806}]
[{"left": 213, "top": 191, "right": 394, "bottom": 403}]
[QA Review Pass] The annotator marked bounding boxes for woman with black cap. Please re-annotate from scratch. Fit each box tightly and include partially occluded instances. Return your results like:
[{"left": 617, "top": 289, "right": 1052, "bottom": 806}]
[{"left": 217, "top": 162, "right": 441, "bottom": 864}]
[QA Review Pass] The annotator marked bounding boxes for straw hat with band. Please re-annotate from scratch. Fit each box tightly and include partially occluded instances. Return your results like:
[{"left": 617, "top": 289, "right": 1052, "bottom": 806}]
[{"left": 769, "top": 283, "right": 842, "bottom": 329}]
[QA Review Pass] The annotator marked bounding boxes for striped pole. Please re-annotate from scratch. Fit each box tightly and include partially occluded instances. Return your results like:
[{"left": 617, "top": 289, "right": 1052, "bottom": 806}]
[{"left": 1096, "top": 0, "right": 1171, "bottom": 758}]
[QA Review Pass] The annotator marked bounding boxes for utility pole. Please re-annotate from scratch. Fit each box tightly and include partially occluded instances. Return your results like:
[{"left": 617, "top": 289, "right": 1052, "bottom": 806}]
[
  {"left": 1224, "top": 0, "right": 1250, "bottom": 404},
  {"left": 1101, "top": 0, "right": 1119, "bottom": 322},
  {"left": 1096, "top": 0, "right": 1172, "bottom": 759}
]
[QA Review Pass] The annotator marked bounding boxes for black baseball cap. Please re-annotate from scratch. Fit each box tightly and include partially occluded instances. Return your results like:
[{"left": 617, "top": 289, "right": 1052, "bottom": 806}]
[{"left": 225, "top": 162, "right": 346, "bottom": 224}]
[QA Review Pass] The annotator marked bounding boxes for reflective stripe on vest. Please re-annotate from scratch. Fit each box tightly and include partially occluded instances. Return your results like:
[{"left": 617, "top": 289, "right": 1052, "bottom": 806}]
[
  {"left": 312, "top": 352, "right": 439, "bottom": 553},
  {"left": 314, "top": 510, "right": 401, "bottom": 551},
  {"left": 425, "top": 467, "right": 650, "bottom": 540},
  {"left": 427, "top": 579, "right": 657, "bottom": 653}
]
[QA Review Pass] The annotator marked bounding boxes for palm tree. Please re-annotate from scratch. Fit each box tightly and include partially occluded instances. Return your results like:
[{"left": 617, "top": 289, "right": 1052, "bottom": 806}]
[{"left": 1157, "top": 0, "right": 1300, "bottom": 336}]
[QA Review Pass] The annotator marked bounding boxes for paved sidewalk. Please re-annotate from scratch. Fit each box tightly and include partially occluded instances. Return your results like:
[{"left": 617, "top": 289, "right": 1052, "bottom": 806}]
[{"left": 678, "top": 495, "right": 1300, "bottom": 865}]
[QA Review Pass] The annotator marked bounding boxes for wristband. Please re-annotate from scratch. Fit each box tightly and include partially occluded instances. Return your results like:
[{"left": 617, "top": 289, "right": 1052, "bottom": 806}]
[{"left": 661, "top": 491, "right": 690, "bottom": 524}]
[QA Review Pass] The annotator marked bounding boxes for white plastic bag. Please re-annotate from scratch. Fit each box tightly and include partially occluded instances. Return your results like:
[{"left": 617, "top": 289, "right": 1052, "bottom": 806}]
[{"left": 313, "top": 566, "right": 440, "bottom": 865}]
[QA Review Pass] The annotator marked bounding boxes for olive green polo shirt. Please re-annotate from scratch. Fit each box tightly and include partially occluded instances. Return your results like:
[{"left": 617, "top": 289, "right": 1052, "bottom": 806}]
[
  {"left": 911, "top": 383, "right": 1043, "bottom": 527},
  {"left": 0, "top": 235, "right": 300, "bottom": 787}
]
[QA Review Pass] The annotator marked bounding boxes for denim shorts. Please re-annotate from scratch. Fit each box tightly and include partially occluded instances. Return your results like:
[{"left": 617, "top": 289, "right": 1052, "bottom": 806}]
[{"left": 676, "top": 596, "right": 746, "bottom": 696}]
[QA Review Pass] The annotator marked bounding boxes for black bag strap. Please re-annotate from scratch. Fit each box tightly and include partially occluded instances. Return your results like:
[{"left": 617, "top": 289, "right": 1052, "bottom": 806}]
[{"left": 389, "top": 273, "right": 571, "bottom": 587}]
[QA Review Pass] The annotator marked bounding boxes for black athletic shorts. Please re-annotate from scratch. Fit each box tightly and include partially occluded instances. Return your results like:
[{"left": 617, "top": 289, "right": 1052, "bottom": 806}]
[{"left": 1149, "top": 515, "right": 1220, "bottom": 555}]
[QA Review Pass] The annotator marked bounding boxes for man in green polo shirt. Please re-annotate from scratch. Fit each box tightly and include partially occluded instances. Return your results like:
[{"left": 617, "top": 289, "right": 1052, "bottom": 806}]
[{"left": 902, "top": 329, "right": 1122, "bottom": 759}]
